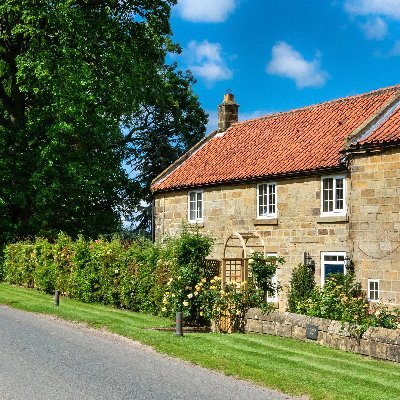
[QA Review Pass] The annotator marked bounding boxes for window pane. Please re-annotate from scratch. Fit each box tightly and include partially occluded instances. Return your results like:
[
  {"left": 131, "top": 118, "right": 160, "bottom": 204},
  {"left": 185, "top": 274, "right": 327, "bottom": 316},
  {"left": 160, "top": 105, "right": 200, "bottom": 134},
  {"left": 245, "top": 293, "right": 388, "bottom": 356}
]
[
  {"left": 196, "top": 192, "right": 202, "bottom": 219},
  {"left": 323, "top": 178, "right": 333, "bottom": 212},
  {"left": 258, "top": 184, "right": 267, "bottom": 216},
  {"left": 324, "top": 255, "right": 338, "bottom": 261},
  {"left": 189, "top": 207, "right": 196, "bottom": 221},
  {"left": 324, "top": 263, "right": 344, "bottom": 279},
  {"left": 335, "top": 178, "right": 344, "bottom": 210},
  {"left": 268, "top": 184, "right": 276, "bottom": 215}
]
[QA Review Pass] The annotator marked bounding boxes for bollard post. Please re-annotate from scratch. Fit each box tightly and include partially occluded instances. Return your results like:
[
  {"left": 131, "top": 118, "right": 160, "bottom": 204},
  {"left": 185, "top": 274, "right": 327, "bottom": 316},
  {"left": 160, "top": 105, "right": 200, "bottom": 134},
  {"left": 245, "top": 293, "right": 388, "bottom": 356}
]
[
  {"left": 54, "top": 289, "right": 61, "bottom": 306},
  {"left": 175, "top": 311, "right": 183, "bottom": 336}
]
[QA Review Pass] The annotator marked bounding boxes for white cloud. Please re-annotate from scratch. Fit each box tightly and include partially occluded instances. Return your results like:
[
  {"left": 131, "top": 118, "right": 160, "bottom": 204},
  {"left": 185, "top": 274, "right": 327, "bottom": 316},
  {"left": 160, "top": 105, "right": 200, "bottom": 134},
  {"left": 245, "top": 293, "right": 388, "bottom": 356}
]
[
  {"left": 266, "top": 41, "right": 329, "bottom": 89},
  {"left": 389, "top": 41, "right": 400, "bottom": 56},
  {"left": 360, "top": 17, "right": 388, "bottom": 40},
  {"left": 176, "top": 0, "right": 236, "bottom": 23},
  {"left": 345, "top": 0, "right": 400, "bottom": 20},
  {"left": 186, "top": 40, "right": 233, "bottom": 85}
]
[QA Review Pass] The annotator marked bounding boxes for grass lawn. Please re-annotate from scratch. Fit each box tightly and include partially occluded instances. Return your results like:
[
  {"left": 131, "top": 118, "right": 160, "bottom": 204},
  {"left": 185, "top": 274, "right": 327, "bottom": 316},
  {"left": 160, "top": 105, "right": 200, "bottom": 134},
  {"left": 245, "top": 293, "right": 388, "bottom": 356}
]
[{"left": 1, "top": 283, "right": 399, "bottom": 400}]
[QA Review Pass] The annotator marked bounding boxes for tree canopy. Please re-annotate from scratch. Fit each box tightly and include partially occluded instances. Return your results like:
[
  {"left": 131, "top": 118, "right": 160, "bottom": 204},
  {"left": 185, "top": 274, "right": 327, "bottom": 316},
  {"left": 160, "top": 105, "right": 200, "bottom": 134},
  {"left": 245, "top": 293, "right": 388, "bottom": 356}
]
[{"left": 0, "top": 0, "right": 207, "bottom": 241}]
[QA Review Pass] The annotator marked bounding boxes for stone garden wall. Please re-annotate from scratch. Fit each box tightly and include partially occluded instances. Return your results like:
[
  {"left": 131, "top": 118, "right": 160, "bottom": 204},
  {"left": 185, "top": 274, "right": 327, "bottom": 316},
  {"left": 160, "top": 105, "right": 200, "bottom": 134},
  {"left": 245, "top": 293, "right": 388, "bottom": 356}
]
[{"left": 245, "top": 308, "right": 400, "bottom": 363}]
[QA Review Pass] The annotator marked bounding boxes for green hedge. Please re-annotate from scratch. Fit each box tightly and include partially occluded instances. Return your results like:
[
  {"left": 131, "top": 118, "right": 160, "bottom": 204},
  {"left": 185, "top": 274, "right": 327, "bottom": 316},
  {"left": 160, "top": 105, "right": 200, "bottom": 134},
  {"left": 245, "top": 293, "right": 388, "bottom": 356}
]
[{"left": 2, "top": 230, "right": 213, "bottom": 316}]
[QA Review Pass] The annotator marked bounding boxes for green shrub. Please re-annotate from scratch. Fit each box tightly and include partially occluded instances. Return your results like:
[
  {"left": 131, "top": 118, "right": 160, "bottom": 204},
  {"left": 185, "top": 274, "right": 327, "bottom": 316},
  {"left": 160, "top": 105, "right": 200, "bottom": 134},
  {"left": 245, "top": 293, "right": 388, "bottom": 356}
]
[
  {"left": 4, "top": 242, "right": 36, "bottom": 287},
  {"left": 160, "top": 226, "right": 214, "bottom": 324},
  {"left": 32, "top": 238, "right": 56, "bottom": 294},
  {"left": 249, "top": 252, "right": 284, "bottom": 300},
  {"left": 122, "top": 238, "right": 164, "bottom": 313},
  {"left": 2, "top": 228, "right": 216, "bottom": 319},
  {"left": 292, "top": 271, "right": 400, "bottom": 336},
  {"left": 287, "top": 264, "right": 315, "bottom": 313}
]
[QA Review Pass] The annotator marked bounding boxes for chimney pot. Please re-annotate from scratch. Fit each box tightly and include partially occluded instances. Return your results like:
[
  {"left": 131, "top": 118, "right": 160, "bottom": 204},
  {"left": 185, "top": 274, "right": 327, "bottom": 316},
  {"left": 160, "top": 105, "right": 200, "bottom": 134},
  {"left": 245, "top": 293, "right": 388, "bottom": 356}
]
[{"left": 223, "top": 93, "right": 235, "bottom": 103}]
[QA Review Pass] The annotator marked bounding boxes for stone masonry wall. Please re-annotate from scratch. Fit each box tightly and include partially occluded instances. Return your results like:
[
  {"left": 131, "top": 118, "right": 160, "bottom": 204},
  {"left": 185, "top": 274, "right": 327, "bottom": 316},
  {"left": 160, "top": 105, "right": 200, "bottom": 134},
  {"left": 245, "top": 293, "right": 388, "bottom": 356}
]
[
  {"left": 154, "top": 175, "right": 350, "bottom": 308},
  {"left": 245, "top": 308, "right": 400, "bottom": 363},
  {"left": 349, "top": 148, "right": 400, "bottom": 306}
]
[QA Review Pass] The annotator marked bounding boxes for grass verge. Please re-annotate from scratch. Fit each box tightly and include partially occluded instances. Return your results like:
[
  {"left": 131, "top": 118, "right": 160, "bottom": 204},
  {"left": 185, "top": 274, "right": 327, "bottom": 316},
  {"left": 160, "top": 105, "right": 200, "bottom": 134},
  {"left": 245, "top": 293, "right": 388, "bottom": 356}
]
[{"left": 1, "top": 283, "right": 400, "bottom": 400}]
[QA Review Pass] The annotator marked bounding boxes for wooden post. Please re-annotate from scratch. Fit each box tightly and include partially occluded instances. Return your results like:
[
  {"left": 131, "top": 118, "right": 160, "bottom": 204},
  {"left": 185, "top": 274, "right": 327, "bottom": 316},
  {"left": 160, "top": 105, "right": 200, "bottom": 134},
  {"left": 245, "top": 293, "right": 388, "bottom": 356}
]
[{"left": 221, "top": 259, "right": 226, "bottom": 288}]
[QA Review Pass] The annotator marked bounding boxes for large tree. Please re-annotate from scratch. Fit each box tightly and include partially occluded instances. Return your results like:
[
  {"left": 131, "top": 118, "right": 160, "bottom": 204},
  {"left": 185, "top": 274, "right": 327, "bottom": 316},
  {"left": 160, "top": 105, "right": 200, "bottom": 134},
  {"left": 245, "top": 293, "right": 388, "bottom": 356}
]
[
  {"left": 0, "top": 0, "right": 207, "bottom": 241},
  {"left": 122, "top": 66, "right": 207, "bottom": 232}
]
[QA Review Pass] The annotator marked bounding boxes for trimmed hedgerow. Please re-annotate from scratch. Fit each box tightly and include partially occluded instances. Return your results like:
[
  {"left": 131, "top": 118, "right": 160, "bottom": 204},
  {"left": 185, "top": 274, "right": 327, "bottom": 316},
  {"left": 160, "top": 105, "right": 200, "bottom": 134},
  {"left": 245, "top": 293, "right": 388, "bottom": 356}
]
[{"left": 2, "top": 229, "right": 214, "bottom": 317}]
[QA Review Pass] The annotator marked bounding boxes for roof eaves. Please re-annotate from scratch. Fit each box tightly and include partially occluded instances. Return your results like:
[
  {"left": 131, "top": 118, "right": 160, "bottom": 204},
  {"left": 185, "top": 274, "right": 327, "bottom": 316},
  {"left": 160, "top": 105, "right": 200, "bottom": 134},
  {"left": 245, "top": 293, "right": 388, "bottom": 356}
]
[
  {"left": 153, "top": 165, "right": 347, "bottom": 193},
  {"left": 346, "top": 139, "right": 400, "bottom": 154}
]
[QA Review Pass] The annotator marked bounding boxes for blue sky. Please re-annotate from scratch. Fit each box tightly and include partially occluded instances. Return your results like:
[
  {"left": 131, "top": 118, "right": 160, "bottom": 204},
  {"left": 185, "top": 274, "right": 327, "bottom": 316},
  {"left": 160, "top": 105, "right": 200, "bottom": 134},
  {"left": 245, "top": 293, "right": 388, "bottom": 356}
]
[{"left": 169, "top": 0, "right": 400, "bottom": 131}]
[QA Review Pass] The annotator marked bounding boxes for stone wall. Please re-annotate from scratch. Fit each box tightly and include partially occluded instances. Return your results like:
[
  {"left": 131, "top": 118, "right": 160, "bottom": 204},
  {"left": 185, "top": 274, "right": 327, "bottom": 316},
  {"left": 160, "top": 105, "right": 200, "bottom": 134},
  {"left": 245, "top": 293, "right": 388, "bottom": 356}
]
[
  {"left": 154, "top": 174, "right": 350, "bottom": 308},
  {"left": 154, "top": 148, "right": 400, "bottom": 308},
  {"left": 349, "top": 148, "right": 400, "bottom": 305},
  {"left": 245, "top": 308, "right": 400, "bottom": 363}
]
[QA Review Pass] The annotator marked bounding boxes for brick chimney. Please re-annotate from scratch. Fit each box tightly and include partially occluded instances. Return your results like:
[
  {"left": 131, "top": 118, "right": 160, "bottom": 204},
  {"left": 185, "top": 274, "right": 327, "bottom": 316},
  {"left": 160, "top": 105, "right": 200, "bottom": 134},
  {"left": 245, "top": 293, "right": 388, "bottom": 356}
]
[{"left": 218, "top": 93, "right": 239, "bottom": 131}]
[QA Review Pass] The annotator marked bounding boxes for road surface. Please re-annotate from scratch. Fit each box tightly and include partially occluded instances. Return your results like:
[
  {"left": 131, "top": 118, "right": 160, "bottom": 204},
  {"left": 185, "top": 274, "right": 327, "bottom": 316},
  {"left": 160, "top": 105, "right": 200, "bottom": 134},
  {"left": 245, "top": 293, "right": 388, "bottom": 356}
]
[{"left": 0, "top": 305, "right": 295, "bottom": 400}]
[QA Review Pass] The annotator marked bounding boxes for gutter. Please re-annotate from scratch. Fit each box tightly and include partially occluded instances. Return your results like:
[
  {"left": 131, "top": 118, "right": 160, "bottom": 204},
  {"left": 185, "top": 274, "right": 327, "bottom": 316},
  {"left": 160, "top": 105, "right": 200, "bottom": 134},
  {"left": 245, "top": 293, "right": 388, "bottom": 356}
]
[{"left": 152, "top": 166, "right": 347, "bottom": 194}]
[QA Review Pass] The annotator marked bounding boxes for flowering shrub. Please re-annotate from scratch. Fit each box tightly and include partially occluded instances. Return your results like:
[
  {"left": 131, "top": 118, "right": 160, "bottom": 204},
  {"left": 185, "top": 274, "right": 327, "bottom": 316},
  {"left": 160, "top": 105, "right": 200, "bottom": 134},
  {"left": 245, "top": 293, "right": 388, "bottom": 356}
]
[
  {"left": 162, "top": 274, "right": 271, "bottom": 330},
  {"left": 292, "top": 272, "right": 400, "bottom": 337},
  {"left": 160, "top": 227, "right": 214, "bottom": 324},
  {"left": 199, "top": 278, "right": 266, "bottom": 332}
]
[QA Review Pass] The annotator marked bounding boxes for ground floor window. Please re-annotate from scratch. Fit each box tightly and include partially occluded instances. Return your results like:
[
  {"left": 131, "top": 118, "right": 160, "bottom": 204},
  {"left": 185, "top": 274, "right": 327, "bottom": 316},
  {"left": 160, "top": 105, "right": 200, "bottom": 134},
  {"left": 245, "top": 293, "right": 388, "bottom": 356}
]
[
  {"left": 321, "top": 251, "right": 346, "bottom": 286},
  {"left": 188, "top": 190, "right": 203, "bottom": 222},
  {"left": 368, "top": 279, "right": 380, "bottom": 302}
]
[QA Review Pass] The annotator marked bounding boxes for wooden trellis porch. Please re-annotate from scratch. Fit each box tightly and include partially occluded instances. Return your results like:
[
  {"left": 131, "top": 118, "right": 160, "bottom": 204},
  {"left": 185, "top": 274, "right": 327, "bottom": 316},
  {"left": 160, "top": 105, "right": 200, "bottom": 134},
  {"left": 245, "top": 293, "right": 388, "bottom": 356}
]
[{"left": 221, "top": 231, "right": 266, "bottom": 286}]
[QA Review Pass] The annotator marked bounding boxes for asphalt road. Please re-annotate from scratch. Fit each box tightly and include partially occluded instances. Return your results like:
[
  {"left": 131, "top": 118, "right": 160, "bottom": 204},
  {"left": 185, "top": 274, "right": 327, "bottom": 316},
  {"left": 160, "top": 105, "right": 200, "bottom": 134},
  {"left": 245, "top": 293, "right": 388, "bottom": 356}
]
[{"left": 0, "top": 306, "right": 294, "bottom": 400}]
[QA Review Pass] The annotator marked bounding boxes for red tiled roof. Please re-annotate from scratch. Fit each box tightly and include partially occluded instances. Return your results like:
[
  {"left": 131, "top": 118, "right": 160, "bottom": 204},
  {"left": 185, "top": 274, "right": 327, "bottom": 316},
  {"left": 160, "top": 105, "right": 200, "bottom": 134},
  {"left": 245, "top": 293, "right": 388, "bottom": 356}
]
[{"left": 152, "top": 86, "right": 400, "bottom": 192}]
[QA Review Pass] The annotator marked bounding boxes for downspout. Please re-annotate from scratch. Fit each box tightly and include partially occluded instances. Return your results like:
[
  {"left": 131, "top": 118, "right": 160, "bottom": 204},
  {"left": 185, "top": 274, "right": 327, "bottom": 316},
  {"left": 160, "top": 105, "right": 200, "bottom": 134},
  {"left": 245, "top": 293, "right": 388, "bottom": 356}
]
[{"left": 151, "top": 196, "right": 155, "bottom": 242}]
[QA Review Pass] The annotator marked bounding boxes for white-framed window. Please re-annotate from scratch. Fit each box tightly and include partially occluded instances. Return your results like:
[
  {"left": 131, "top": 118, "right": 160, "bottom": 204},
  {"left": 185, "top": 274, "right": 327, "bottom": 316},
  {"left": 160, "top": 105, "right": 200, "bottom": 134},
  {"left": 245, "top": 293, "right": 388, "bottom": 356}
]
[
  {"left": 321, "top": 251, "right": 346, "bottom": 286},
  {"left": 266, "top": 253, "right": 278, "bottom": 302},
  {"left": 257, "top": 182, "right": 277, "bottom": 218},
  {"left": 368, "top": 279, "right": 380, "bottom": 302},
  {"left": 188, "top": 190, "right": 203, "bottom": 222},
  {"left": 321, "top": 175, "right": 346, "bottom": 216}
]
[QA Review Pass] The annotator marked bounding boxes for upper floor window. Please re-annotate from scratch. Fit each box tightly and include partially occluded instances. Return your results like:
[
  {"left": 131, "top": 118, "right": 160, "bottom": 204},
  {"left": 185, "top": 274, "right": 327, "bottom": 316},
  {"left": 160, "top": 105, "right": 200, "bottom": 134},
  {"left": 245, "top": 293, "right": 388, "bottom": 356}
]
[
  {"left": 188, "top": 190, "right": 203, "bottom": 222},
  {"left": 257, "top": 182, "right": 277, "bottom": 218},
  {"left": 321, "top": 251, "right": 346, "bottom": 286},
  {"left": 321, "top": 175, "right": 346, "bottom": 216}
]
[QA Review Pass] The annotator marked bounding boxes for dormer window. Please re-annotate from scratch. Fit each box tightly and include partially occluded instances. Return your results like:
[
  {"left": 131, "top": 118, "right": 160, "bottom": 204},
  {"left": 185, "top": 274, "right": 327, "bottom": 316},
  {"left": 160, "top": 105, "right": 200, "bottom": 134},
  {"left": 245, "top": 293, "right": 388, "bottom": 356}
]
[
  {"left": 321, "top": 175, "right": 346, "bottom": 216},
  {"left": 188, "top": 190, "right": 203, "bottom": 222},
  {"left": 257, "top": 182, "right": 277, "bottom": 218}
]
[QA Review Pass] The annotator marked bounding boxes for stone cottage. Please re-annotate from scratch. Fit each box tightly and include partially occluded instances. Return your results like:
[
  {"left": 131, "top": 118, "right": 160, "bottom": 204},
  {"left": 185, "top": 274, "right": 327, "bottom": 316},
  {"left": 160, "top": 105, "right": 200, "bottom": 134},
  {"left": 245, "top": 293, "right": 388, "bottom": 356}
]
[{"left": 151, "top": 86, "right": 400, "bottom": 309}]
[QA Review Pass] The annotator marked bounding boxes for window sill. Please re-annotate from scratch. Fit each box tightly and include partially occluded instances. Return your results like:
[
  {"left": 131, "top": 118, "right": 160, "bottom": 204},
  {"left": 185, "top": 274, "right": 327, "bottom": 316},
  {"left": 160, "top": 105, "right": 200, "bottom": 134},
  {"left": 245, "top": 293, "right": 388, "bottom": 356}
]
[
  {"left": 188, "top": 221, "right": 204, "bottom": 228},
  {"left": 253, "top": 218, "right": 278, "bottom": 226},
  {"left": 317, "top": 215, "right": 348, "bottom": 223}
]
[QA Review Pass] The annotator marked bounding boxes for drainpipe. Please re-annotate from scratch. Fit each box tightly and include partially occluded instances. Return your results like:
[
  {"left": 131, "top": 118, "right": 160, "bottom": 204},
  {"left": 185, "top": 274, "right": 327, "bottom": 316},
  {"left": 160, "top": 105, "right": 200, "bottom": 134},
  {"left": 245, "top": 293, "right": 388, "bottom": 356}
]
[{"left": 151, "top": 196, "right": 155, "bottom": 242}]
